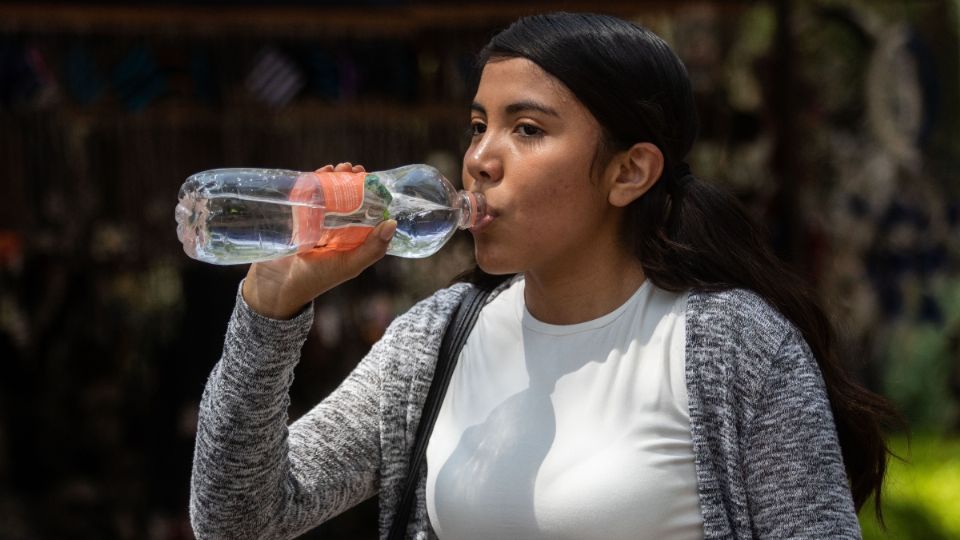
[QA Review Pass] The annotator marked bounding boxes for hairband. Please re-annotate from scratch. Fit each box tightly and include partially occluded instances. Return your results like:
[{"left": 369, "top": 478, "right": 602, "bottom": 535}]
[{"left": 674, "top": 161, "right": 695, "bottom": 188}]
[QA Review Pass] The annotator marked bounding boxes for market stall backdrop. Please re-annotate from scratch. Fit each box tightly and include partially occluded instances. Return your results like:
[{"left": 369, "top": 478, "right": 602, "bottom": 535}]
[{"left": 0, "top": 0, "right": 958, "bottom": 538}]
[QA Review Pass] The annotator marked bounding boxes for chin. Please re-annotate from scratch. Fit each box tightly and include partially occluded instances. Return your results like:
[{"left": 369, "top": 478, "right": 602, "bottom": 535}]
[
  {"left": 473, "top": 244, "right": 522, "bottom": 276},
  {"left": 476, "top": 261, "right": 518, "bottom": 277}
]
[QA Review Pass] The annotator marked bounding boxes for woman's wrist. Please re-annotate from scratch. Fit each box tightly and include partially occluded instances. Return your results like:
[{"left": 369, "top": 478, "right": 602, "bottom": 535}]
[{"left": 241, "top": 270, "right": 309, "bottom": 320}]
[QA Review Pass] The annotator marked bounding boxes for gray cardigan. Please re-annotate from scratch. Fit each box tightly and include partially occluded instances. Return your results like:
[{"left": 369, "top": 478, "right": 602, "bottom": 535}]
[{"left": 189, "top": 282, "right": 862, "bottom": 539}]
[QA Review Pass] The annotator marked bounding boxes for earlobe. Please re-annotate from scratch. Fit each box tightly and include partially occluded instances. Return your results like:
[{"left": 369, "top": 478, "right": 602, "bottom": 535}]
[{"left": 608, "top": 143, "right": 664, "bottom": 207}]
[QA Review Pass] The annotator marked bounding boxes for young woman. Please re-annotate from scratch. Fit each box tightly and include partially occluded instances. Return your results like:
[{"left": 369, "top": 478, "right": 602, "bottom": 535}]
[{"left": 190, "top": 12, "right": 896, "bottom": 539}]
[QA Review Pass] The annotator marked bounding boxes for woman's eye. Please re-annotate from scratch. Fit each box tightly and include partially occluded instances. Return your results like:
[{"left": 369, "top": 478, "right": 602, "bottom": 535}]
[
  {"left": 470, "top": 122, "right": 487, "bottom": 136},
  {"left": 517, "top": 124, "right": 543, "bottom": 137}
]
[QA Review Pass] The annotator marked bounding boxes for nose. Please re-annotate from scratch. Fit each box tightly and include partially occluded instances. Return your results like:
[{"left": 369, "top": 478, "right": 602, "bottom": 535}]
[{"left": 463, "top": 133, "right": 503, "bottom": 189}]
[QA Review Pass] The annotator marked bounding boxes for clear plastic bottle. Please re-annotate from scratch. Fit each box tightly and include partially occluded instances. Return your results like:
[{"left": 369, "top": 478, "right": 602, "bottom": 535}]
[{"left": 175, "top": 164, "right": 484, "bottom": 264}]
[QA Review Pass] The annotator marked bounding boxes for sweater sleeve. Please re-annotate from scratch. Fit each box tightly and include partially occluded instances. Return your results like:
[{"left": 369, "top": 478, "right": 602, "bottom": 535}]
[
  {"left": 189, "top": 283, "right": 383, "bottom": 540},
  {"left": 743, "top": 329, "right": 862, "bottom": 539}
]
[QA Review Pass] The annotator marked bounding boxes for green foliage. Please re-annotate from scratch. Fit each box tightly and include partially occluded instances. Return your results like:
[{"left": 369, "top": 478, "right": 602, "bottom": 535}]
[
  {"left": 882, "top": 279, "right": 960, "bottom": 433},
  {"left": 883, "top": 324, "right": 959, "bottom": 432},
  {"left": 860, "top": 435, "right": 960, "bottom": 539}
]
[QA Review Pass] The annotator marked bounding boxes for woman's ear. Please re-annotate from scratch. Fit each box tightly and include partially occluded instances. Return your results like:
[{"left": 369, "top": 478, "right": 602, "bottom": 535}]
[{"left": 607, "top": 142, "right": 664, "bottom": 208}]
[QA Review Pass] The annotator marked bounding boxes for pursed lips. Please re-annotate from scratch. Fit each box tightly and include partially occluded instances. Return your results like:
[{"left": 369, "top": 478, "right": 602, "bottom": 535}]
[{"left": 469, "top": 212, "right": 496, "bottom": 233}]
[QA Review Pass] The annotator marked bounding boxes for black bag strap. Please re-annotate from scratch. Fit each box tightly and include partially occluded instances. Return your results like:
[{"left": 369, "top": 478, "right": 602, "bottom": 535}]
[{"left": 387, "top": 284, "right": 492, "bottom": 540}]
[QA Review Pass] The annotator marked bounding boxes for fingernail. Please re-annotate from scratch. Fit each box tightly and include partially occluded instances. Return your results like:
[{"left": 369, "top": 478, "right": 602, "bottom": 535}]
[{"left": 378, "top": 220, "right": 397, "bottom": 241}]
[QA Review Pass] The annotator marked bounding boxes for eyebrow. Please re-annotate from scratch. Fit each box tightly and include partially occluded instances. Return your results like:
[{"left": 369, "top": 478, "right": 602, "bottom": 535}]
[{"left": 471, "top": 100, "right": 560, "bottom": 118}]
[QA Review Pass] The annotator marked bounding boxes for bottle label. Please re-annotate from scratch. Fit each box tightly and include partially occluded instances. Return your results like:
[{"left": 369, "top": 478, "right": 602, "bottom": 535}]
[{"left": 290, "top": 171, "right": 374, "bottom": 253}]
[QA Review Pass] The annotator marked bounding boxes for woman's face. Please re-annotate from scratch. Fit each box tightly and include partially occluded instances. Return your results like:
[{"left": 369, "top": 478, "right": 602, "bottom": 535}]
[{"left": 463, "top": 57, "right": 621, "bottom": 277}]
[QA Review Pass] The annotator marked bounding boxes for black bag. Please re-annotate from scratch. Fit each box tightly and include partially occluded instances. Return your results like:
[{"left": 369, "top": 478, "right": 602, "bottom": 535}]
[{"left": 386, "top": 284, "right": 494, "bottom": 540}]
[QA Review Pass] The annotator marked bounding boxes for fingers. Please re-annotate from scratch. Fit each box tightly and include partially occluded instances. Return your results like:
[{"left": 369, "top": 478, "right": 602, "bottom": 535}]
[{"left": 316, "top": 162, "right": 366, "bottom": 174}]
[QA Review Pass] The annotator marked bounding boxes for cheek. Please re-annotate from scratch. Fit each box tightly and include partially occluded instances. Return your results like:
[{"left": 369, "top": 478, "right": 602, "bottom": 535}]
[
  {"left": 528, "top": 172, "right": 596, "bottom": 213},
  {"left": 509, "top": 185, "right": 583, "bottom": 239},
  {"left": 461, "top": 163, "right": 473, "bottom": 190}
]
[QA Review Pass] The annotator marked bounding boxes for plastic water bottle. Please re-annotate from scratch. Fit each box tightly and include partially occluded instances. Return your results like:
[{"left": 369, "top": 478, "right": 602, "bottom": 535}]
[{"left": 175, "top": 164, "right": 485, "bottom": 264}]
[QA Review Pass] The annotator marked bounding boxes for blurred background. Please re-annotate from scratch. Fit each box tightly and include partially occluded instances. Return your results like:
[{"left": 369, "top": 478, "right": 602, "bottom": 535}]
[{"left": 0, "top": 0, "right": 958, "bottom": 538}]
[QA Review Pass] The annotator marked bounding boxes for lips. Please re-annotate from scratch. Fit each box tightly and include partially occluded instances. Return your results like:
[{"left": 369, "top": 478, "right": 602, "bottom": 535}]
[{"left": 469, "top": 212, "right": 495, "bottom": 234}]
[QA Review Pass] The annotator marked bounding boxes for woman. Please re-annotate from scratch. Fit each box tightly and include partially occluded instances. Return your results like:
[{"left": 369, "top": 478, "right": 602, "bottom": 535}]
[{"left": 190, "top": 12, "right": 896, "bottom": 539}]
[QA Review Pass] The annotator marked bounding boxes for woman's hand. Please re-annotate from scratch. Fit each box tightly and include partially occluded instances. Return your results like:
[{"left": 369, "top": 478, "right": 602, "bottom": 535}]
[{"left": 241, "top": 162, "right": 397, "bottom": 320}]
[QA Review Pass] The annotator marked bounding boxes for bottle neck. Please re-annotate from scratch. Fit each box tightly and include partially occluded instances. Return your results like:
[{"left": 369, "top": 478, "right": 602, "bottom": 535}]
[{"left": 457, "top": 191, "right": 486, "bottom": 229}]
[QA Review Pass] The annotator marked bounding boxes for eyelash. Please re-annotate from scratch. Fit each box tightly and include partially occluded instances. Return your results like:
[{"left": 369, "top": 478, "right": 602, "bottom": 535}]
[
  {"left": 515, "top": 124, "right": 543, "bottom": 138},
  {"left": 468, "top": 121, "right": 544, "bottom": 139},
  {"left": 470, "top": 121, "right": 486, "bottom": 137}
]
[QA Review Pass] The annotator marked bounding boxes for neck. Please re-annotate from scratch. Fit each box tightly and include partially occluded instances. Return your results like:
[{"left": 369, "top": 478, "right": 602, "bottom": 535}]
[{"left": 522, "top": 246, "right": 646, "bottom": 325}]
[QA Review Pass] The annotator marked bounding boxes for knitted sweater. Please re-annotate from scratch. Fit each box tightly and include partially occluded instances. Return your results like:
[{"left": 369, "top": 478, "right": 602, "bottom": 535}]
[{"left": 189, "top": 282, "right": 862, "bottom": 539}]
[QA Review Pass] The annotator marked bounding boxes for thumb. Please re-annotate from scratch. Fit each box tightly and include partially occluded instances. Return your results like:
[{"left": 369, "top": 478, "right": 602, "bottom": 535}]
[
  {"left": 338, "top": 219, "right": 396, "bottom": 275},
  {"left": 371, "top": 219, "right": 397, "bottom": 251}
]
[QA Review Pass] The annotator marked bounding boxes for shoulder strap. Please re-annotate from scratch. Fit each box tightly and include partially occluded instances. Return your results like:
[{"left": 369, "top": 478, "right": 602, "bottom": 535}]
[{"left": 387, "top": 284, "right": 492, "bottom": 540}]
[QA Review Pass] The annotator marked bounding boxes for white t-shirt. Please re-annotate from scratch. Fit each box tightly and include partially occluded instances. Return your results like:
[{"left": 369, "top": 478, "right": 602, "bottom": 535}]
[{"left": 426, "top": 277, "right": 703, "bottom": 540}]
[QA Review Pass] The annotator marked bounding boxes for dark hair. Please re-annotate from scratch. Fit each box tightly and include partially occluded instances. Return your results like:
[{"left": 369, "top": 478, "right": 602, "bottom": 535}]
[{"left": 470, "top": 11, "right": 900, "bottom": 519}]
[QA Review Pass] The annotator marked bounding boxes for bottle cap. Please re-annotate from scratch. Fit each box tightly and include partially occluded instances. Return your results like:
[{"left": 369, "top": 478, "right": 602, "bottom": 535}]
[{"left": 460, "top": 191, "right": 486, "bottom": 229}]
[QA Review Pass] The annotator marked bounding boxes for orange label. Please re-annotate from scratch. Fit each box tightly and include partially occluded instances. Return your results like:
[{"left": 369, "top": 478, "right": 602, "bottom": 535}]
[
  {"left": 290, "top": 171, "right": 374, "bottom": 253},
  {"left": 318, "top": 171, "right": 365, "bottom": 214}
]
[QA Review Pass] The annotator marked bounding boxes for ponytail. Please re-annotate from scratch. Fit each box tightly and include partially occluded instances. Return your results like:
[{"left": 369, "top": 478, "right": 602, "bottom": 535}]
[{"left": 636, "top": 166, "right": 900, "bottom": 516}]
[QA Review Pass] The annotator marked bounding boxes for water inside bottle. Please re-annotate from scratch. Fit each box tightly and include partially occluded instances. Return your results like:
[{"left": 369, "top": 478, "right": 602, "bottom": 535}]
[
  {"left": 176, "top": 183, "right": 465, "bottom": 263},
  {"left": 387, "top": 193, "right": 459, "bottom": 258},
  {"left": 177, "top": 191, "right": 303, "bottom": 264}
]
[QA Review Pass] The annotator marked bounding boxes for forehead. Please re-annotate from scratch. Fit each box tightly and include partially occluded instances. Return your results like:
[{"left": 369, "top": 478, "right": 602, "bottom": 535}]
[{"left": 475, "top": 57, "right": 576, "bottom": 108}]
